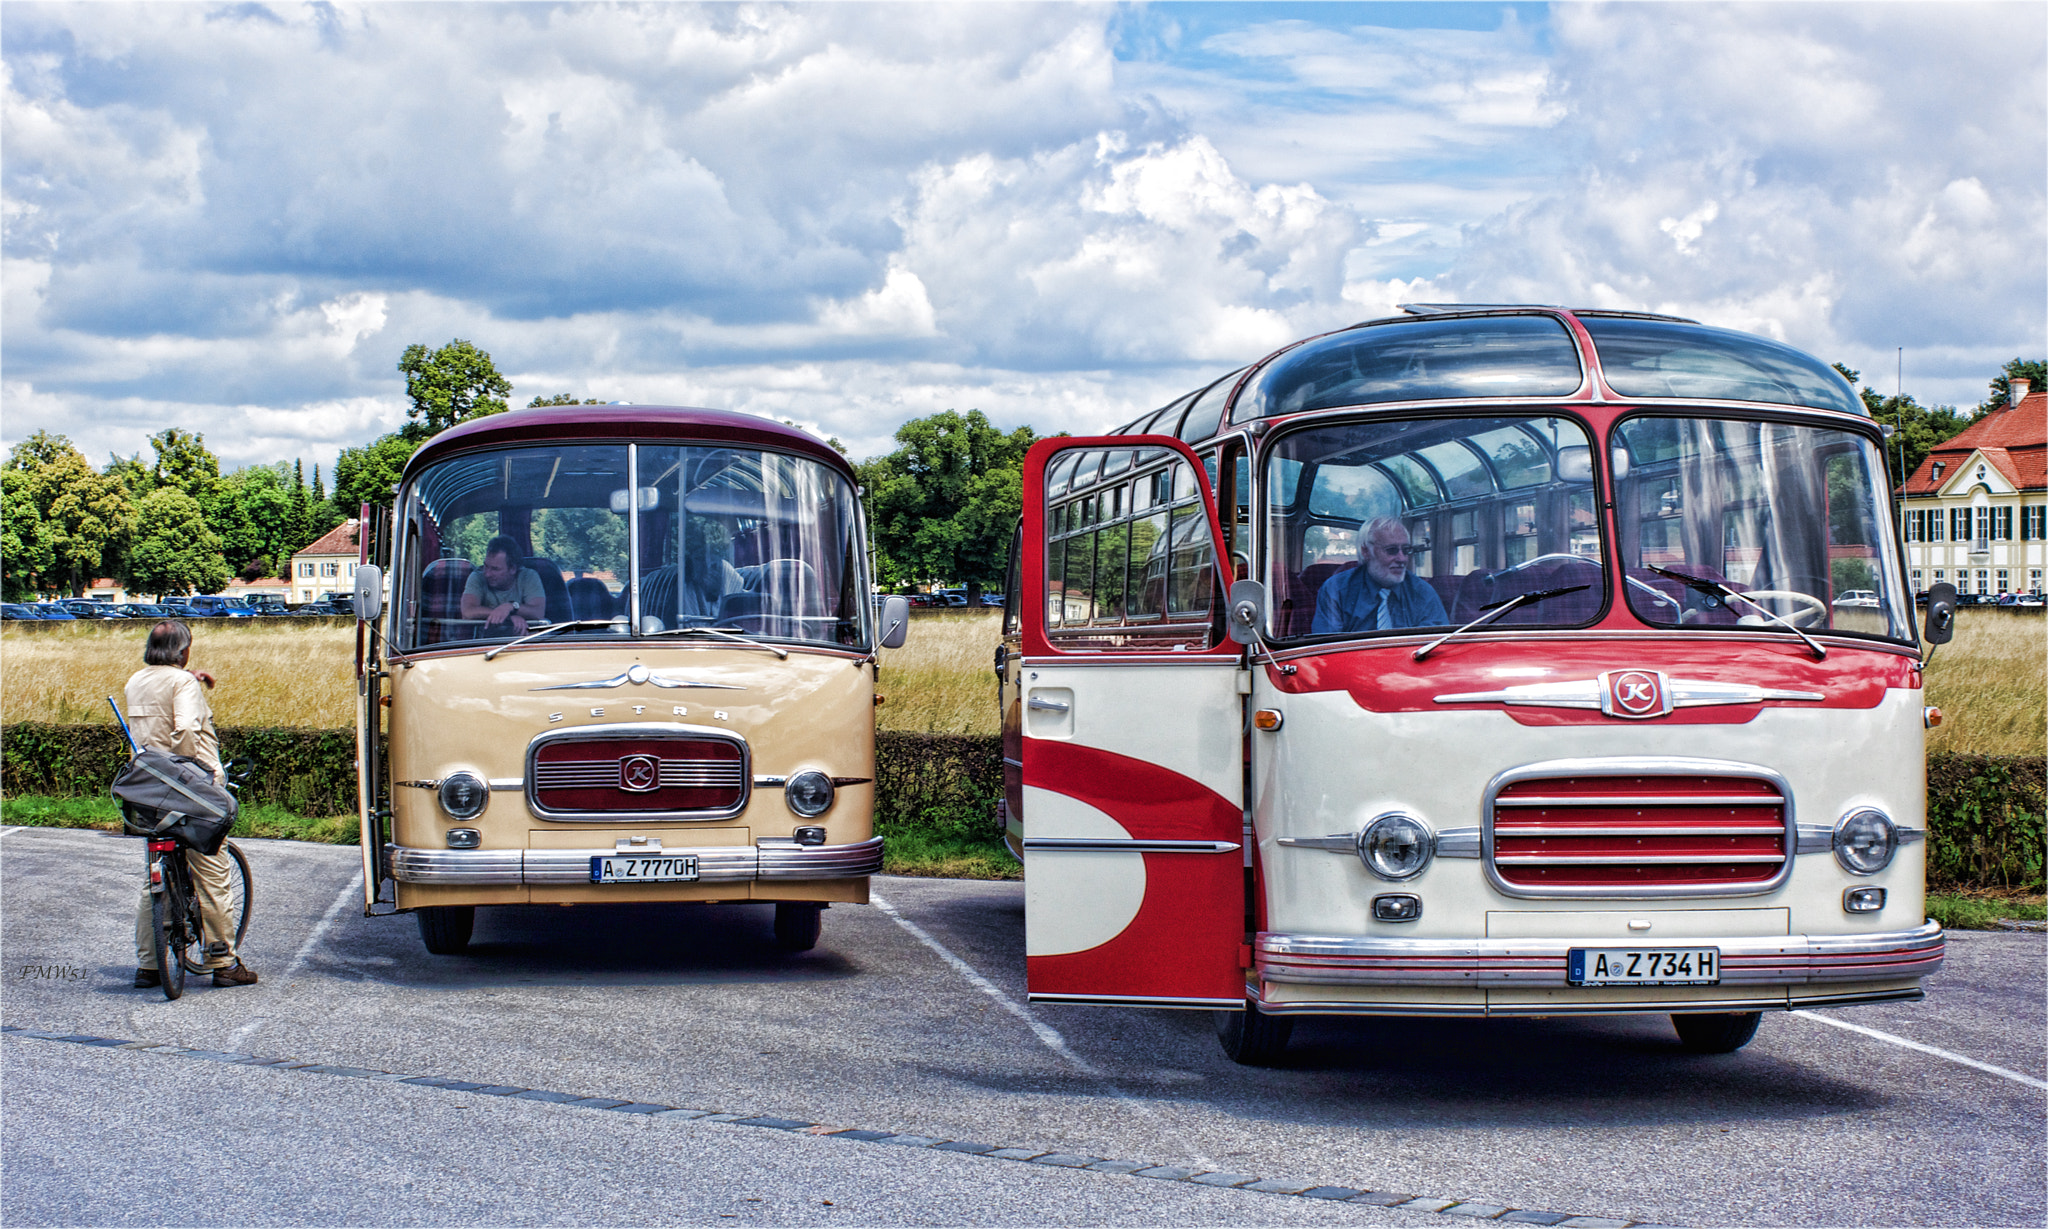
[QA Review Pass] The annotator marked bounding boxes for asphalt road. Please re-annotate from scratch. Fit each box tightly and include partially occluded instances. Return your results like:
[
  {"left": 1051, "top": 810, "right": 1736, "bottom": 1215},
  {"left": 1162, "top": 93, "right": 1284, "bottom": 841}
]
[{"left": 2, "top": 826, "right": 2040, "bottom": 1227}]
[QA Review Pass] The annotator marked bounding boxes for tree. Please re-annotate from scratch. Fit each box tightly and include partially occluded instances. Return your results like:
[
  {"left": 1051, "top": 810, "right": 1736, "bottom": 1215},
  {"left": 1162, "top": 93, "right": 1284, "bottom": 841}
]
[
  {"left": 528, "top": 393, "right": 604, "bottom": 407},
  {"left": 147, "top": 428, "right": 221, "bottom": 504},
  {"left": 213, "top": 463, "right": 300, "bottom": 581},
  {"left": 398, "top": 339, "right": 513, "bottom": 440},
  {"left": 124, "top": 487, "right": 231, "bottom": 598},
  {"left": 3, "top": 431, "right": 137, "bottom": 596},
  {"left": 1, "top": 468, "right": 55, "bottom": 599},
  {"left": 861, "top": 410, "right": 1037, "bottom": 598},
  {"left": 333, "top": 431, "right": 421, "bottom": 517},
  {"left": 1980, "top": 358, "right": 2047, "bottom": 414},
  {"left": 1833, "top": 364, "right": 1970, "bottom": 492}
]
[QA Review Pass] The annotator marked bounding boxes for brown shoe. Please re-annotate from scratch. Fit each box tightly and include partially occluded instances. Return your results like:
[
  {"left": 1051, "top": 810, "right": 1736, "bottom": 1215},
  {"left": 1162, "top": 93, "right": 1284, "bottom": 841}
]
[
  {"left": 211, "top": 962, "right": 258, "bottom": 987},
  {"left": 133, "top": 967, "right": 161, "bottom": 988}
]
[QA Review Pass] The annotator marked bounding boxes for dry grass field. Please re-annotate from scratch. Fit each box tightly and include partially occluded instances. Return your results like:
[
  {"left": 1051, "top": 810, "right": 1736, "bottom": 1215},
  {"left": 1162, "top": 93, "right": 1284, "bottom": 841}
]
[
  {"left": 1, "top": 620, "right": 359, "bottom": 728},
  {"left": 1924, "top": 610, "right": 2046, "bottom": 759},
  {"left": 878, "top": 611, "right": 1003, "bottom": 735},
  {"left": 4, "top": 610, "right": 2035, "bottom": 757}
]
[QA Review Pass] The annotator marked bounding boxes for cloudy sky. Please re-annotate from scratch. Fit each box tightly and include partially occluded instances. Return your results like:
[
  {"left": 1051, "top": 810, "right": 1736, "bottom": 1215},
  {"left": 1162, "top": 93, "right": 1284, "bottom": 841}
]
[{"left": 4, "top": 1, "right": 2042, "bottom": 473}]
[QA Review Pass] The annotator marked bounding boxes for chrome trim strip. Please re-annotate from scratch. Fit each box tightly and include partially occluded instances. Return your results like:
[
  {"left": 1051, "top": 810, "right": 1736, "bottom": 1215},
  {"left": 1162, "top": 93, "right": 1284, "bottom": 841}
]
[
  {"left": 1483, "top": 757, "right": 1796, "bottom": 899},
  {"left": 1255, "top": 922, "right": 1944, "bottom": 988},
  {"left": 387, "top": 837, "right": 884, "bottom": 885},
  {"left": 1795, "top": 823, "right": 1834, "bottom": 854},
  {"left": 488, "top": 778, "right": 523, "bottom": 791},
  {"left": 1022, "top": 838, "right": 1241, "bottom": 854},
  {"left": 1277, "top": 835, "right": 1355, "bottom": 852},
  {"left": 1436, "top": 826, "right": 1481, "bottom": 859},
  {"left": 1435, "top": 677, "right": 1824, "bottom": 711},
  {"left": 757, "top": 835, "right": 884, "bottom": 879},
  {"left": 532, "top": 665, "right": 745, "bottom": 692},
  {"left": 525, "top": 722, "right": 751, "bottom": 822}
]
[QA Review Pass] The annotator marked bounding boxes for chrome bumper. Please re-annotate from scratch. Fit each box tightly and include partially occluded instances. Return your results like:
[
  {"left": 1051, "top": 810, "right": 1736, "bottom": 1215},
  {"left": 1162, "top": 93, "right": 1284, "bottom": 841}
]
[
  {"left": 1257, "top": 920, "right": 1945, "bottom": 988},
  {"left": 387, "top": 836, "right": 884, "bottom": 885}
]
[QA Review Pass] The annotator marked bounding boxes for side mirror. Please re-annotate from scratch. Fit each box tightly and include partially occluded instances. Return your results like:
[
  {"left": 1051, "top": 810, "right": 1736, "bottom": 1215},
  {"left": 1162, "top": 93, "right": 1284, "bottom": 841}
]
[
  {"left": 878, "top": 595, "right": 910, "bottom": 650},
  {"left": 1226, "top": 579, "right": 1266, "bottom": 646},
  {"left": 352, "top": 564, "right": 383, "bottom": 622},
  {"left": 1922, "top": 582, "right": 1957, "bottom": 646}
]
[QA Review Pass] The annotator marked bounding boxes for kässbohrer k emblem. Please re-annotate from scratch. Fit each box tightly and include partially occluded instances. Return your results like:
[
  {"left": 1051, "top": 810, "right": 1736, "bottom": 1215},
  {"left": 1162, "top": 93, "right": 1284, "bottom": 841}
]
[
  {"left": 619, "top": 754, "right": 660, "bottom": 792},
  {"left": 1600, "top": 669, "right": 1671, "bottom": 719}
]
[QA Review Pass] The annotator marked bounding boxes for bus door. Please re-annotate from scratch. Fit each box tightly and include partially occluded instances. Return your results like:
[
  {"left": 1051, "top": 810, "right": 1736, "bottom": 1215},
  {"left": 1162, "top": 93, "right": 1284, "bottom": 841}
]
[
  {"left": 355, "top": 501, "right": 392, "bottom": 911},
  {"left": 1021, "top": 437, "right": 1247, "bottom": 1009}
]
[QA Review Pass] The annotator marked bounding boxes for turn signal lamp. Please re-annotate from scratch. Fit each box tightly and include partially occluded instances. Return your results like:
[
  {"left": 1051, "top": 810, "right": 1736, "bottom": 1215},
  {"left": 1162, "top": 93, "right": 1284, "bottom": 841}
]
[
  {"left": 1372, "top": 894, "right": 1423, "bottom": 922},
  {"left": 1253, "top": 709, "right": 1284, "bottom": 731},
  {"left": 445, "top": 828, "right": 481, "bottom": 850},
  {"left": 1843, "top": 887, "right": 1886, "bottom": 913}
]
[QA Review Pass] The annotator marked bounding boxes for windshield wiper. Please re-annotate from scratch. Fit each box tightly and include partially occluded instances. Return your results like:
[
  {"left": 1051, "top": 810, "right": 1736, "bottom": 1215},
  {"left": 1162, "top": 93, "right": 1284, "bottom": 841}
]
[
  {"left": 639, "top": 625, "right": 790, "bottom": 659},
  {"left": 1412, "top": 585, "right": 1590, "bottom": 662},
  {"left": 483, "top": 619, "right": 625, "bottom": 661},
  {"left": 1644, "top": 564, "right": 1825, "bottom": 660}
]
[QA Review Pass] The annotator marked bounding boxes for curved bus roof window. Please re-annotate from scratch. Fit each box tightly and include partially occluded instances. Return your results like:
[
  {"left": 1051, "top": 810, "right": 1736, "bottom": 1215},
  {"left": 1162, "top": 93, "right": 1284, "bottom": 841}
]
[
  {"left": 1235, "top": 315, "right": 1583, "bottom": 420},
  {"left": 1178, "top": 369, "right": 1245, "bottom": 443},
  {"left": 1581, "top": 315, "right": 1863, "bottom": 415}
]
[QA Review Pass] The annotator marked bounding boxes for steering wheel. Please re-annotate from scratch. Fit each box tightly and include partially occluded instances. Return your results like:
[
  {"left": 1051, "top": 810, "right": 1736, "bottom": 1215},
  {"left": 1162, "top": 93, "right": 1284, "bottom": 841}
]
[{"left": 1735, "top": 590, "right": 1829, "bottom": 627}]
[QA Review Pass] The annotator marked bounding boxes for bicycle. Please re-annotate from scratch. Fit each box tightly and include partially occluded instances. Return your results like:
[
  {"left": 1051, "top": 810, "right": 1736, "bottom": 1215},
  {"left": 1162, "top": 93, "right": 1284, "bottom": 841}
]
[{"left": 125, "top": 758, "right": 255, "bottom": 1001}]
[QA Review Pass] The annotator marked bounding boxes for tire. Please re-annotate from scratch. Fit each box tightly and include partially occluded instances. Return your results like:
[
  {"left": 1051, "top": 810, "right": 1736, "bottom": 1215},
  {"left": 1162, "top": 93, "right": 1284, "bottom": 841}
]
[
  {"left": 150, "top": 882, "right": 184, "bottom": 1001},
  {"left": 221, "top": 842, "right": 252, "bottom": 948},
  {"left": 1672, "top": 1011, "right": 1762, "bottom": 1054},
  {"left": 1215, "top": 1000, "right": 1294, "bottom": 1066},
  {"left": 773, "top": 902, "right": 823, "bottom": 952},
  {"left": 416, "top": 905, "right": 475, "bottom": 955}
]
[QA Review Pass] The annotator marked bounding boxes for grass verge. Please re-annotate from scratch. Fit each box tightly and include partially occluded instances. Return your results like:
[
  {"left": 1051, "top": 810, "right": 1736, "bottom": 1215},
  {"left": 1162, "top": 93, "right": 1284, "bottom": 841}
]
[
  {"left": 876, "top": 819, "right": 1020, "bottom": 880},
  {"left": 2, "top": 795, "right": 359, "bottom": 845},
  {"left": 1926, "top": 891, "right": 2047, "bottom": 930}
]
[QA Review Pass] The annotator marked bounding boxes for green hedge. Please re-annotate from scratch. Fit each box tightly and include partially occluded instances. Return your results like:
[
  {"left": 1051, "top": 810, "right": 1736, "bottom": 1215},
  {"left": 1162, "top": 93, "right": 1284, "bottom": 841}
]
[
  {"left": 2, "top": 722, "right": 360, "bottom": 818},
  {"left": 1926, "top": 753, "right": 2046, "bottom": 891},
  {"left": 7, "top": 722, "right": 2039, "bottom": 891}
]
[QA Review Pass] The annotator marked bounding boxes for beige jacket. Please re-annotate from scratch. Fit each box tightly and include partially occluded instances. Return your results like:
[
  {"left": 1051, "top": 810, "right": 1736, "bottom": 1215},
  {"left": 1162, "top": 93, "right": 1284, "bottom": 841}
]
[{"left": 124, "top": 665, "right": 221, "bottom": 779}]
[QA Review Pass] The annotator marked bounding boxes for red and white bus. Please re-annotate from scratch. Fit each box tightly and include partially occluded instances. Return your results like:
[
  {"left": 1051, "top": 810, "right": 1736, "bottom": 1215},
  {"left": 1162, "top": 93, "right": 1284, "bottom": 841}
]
[{"left": 1000, "top": 306, "right": 1951, "bottom": 1062}]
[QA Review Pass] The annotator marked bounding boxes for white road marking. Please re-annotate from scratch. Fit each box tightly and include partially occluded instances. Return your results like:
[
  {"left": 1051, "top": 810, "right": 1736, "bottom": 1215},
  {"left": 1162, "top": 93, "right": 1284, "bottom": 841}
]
[
  {"left": 0, "top": 827, "right": 25, "bottom": 840},
  {"left": 870, "top": 891, "right": 1219, "bottom": 1169},
  {"left": 1792, "top": 1010, "right": 2048, "bottom": 1092},
  {"left": 226, "top": 870, "right": 363, "bottom": 1050}
]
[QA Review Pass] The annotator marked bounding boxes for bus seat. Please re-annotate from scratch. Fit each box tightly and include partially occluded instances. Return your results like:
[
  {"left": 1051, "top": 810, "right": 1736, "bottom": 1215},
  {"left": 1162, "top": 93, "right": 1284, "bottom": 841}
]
[
  {"left": 418, "top": 558, "right": 475, "bottom": 643},
  {"left": 523, "top": 556, "right": 570, "bottom": 624},
  {"left": 716, "top": 559, "right": 826, "bottom": 639},
  {"left": 566, "top": 577, "right": 615, "bottom": 622},
  {"left": 1278, "top": 561, "right": 1355, "bottom": 636}
]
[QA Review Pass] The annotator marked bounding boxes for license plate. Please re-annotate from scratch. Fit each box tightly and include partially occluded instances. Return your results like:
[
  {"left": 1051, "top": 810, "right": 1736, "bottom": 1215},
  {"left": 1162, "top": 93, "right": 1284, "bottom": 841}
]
[
  {"left": 1568, "top": 947, "right": 1719, "bottom": 986},
  {"left": 589, "top": 855, "right": 699, "bottom": 884}
]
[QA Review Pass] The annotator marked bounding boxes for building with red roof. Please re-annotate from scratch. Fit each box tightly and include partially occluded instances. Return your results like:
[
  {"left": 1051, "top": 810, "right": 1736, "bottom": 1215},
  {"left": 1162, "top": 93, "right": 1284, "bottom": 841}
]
[
  {"left": 1898, "top": 382, "right": 2046, "bottom": 597},
  {"left": 289, "top": 519, "right": 361, "bottom": 604}
]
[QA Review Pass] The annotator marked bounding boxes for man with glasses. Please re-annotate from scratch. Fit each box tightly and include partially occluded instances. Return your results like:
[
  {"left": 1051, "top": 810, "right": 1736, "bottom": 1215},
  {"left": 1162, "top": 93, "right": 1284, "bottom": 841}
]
[{"left": 1313, "top": 516, "right": 1448, "bottom": 633}]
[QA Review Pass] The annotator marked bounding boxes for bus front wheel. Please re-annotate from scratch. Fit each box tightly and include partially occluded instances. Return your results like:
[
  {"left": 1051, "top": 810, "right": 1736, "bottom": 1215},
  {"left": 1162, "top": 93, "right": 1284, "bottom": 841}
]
[
  {"left": 1671, "top": 1011, "right": 1761, "bottom": 1053},
  {"left": 416, "top": 905, "right": 475, "bottom": 955},
  {"left": 1216, "top": 1001, "right": 1293, "bottom": 1066},
  {"left": 773, "top": 902, "right": 823, "bottom": 952}
]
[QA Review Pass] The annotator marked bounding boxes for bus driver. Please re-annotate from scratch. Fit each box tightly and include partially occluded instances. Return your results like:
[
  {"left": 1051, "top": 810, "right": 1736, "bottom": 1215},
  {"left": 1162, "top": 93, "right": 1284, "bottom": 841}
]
[
  {"left": 1312, "top": 516, "right": 1448, "bottom": 633},
  {"left": 461, "top": 535, "right": 547, "bottom": 633}
]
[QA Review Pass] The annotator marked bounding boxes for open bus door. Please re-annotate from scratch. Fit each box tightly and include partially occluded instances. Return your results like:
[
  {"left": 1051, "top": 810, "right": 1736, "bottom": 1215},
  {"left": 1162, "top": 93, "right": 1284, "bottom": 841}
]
[
  {"left": 1020, "top": 436, "right": 1247, "bottom": 1009},
  {"left": 354, "top": 501, "right": 392, "bottom": 912}
]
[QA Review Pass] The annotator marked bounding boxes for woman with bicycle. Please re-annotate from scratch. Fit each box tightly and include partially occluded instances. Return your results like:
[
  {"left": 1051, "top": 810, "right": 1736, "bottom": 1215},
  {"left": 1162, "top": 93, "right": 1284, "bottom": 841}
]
[{"left": 127, "top": 621, "right": 258, "bottom": 990}]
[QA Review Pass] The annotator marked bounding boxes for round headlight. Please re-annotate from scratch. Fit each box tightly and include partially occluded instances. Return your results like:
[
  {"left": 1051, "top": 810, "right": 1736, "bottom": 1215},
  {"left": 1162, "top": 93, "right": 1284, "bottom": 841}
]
[
  {"left": 785, "top": 771, "right": 836, "bottom": 818},
  {"left": 1834, "top": 808, "right": 1897, "bottom": 875},
  {"left": 1357, "top": 813, "right": 1434, "bottom": 882},
  {"left": 437, "top": 772, "right": 489, "bottom": 820}
]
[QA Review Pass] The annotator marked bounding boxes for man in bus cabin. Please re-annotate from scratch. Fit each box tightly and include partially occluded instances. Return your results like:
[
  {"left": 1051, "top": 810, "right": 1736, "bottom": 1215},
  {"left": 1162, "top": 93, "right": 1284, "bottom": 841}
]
[
  {"left": 1312, "top": 516, "right": 1449, "bottom": 633},
  {"left": 461, "top": 535, "right": 547, "bottom": 633}
]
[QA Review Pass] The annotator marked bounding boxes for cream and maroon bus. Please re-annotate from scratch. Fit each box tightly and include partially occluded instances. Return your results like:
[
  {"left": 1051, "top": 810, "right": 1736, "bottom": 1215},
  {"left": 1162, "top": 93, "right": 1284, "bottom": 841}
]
[
  {"left": 1001, "top": 306, "right": 1952, "bottom": 1062},
  {"left": 353, "top": 405, "right": 907, "bottom": 955}
]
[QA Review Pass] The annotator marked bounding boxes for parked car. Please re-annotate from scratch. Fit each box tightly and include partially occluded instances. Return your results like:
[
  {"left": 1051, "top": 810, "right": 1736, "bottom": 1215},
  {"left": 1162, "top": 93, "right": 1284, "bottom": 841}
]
[
  {"left": 978, "top": 592, "right": 1005, "bottom": 607},
  {"left": 288, "top": 602, "right": 340, "bottom": 616},
  {"left": 1, "top": 603, "right": 41, "bottom": 620},
  {"left": 1831, "top": 589, "right": 1879, "bottom": 608},
  {"left": 60, "top": 600, "right": 125, "bottom": 618},
  {"left": 245, "top": 599, "right": 289, "bottom": 616},
  {"left": 185, "top": 594, "right": 254, "bottom": 617},
  {"left": 31, "top": 604, "right": 76, "bottom": 621}
]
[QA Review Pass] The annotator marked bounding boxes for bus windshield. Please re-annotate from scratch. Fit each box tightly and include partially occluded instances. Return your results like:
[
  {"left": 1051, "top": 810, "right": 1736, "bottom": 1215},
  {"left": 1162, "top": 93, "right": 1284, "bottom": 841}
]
[
  {"left": 1612, "top": 415, "right": 1912, "bottom": 642},
  {"left": 396, "top": 442, "right": 869, "bottom": 651},
  {"left": 1264, "top": 414, "right": 1606, "bottom": 640}
]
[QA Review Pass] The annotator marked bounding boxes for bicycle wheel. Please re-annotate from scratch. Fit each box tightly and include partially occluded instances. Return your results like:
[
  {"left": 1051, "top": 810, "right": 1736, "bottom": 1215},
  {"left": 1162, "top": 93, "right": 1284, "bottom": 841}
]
[
  {"left": 220, "top": 841, "right": 252, "bottom": 949},
  {"left": 150, "top": 876, "right": 185, "bottom": 1000},
  {"left": 170, "top": 860, "right": 210, "bottom": 976}
]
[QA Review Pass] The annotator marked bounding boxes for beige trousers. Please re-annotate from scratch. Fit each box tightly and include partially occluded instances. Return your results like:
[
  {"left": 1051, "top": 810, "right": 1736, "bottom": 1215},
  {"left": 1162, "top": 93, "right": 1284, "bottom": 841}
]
[{"left": 134, "top": 846, "right": 239, "bottom": 971}]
